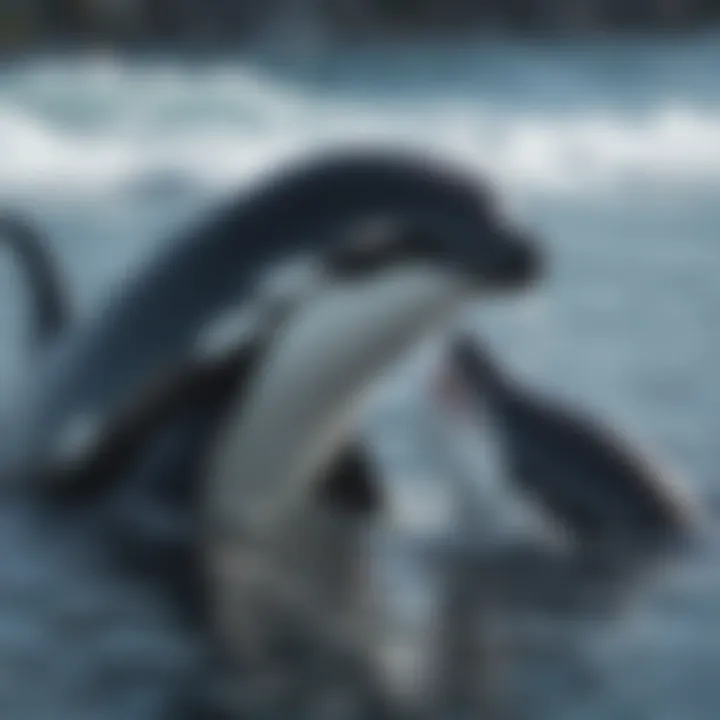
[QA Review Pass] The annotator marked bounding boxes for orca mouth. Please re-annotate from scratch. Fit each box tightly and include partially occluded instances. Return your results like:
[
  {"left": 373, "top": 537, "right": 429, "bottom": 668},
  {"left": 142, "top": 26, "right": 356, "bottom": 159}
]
[{"left": 429, "top": 331, "right": 503, "bottom": 433}]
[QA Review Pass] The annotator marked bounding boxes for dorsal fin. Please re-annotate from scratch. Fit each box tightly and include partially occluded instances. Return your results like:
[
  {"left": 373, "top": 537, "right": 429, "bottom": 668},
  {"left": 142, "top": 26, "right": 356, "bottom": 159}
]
[{"left": 0, "top": 211, "right": 70, "bottom": 349}]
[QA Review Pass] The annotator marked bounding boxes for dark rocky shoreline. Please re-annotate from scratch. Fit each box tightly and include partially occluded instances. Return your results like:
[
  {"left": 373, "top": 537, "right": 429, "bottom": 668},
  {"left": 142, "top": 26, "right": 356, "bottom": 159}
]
[{"left": 0, "top": 0, "right": 719, "bottom": 51}]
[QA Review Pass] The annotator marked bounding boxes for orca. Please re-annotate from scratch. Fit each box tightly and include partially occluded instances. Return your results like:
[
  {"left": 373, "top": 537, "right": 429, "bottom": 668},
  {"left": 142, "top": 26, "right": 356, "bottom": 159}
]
[
  {"left": 0, "top": 149, "right": 544, "bottom": 718},
  {"left": 438, "top": 334, "right": 698, "bottom": 555}
]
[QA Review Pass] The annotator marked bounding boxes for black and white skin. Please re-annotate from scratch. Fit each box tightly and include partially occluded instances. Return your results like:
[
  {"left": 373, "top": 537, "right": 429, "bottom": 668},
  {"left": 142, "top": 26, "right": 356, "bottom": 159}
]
[{"left": 0, "top": 148, "right": 542, "bottom": 719}]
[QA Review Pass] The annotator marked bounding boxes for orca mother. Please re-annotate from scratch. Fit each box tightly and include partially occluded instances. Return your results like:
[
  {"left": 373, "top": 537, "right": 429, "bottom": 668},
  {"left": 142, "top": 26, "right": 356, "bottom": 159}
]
[{"left": 0, "top": 149, "right": 543, "bottom": 718}]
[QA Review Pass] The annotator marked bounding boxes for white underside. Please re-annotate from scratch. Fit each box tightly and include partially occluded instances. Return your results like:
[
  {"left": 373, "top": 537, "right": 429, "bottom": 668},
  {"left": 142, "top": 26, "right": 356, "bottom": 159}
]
[{"left": 207, "top": 264, "right": 472, "bottom": 537}]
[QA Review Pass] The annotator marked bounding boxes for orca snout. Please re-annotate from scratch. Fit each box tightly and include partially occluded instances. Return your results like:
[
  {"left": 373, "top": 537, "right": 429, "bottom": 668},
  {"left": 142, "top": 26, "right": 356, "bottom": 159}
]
[{"left": 482, "top": 226, "right": 543, "bottom": 289}]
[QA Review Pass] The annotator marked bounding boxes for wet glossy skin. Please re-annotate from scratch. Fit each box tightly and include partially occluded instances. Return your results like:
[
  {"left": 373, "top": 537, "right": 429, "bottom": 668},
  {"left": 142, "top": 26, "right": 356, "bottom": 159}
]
[
  {"left": 1, "top": 149, "right": 541, "bottom": 485},
  {"left": 0, "top": 150, "right": 543, "bottom": 718}
]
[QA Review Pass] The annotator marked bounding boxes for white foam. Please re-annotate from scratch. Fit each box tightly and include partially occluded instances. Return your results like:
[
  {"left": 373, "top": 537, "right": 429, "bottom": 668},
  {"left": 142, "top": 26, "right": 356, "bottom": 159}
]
[{"left": 1, "top": 62, "right": 719, "bottom": 202}]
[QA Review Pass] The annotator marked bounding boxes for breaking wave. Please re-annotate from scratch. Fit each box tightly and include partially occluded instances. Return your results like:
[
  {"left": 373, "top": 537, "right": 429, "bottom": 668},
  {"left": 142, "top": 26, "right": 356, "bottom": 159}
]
[{"left": 1, "top": 56, "right": 719, "bottom": 202}]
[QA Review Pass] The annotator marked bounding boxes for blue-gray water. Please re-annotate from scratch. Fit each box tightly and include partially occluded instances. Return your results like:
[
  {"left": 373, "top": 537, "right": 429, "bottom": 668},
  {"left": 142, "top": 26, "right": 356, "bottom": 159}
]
[{"left": 0, "top": 35, "right": 719, "bottom": 718}]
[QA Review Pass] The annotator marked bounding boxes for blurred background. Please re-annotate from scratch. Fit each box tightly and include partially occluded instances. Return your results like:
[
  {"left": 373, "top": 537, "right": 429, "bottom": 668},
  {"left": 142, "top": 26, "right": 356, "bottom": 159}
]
[{"left": 0, "top": 2, "right": 718, "bottom": 719}]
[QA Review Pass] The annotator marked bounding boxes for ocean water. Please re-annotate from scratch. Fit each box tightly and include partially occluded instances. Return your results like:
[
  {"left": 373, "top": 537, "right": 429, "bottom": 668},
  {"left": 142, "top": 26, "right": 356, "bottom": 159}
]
[{"left": 0, "top": 34, "right": 719, "bottom": 718}]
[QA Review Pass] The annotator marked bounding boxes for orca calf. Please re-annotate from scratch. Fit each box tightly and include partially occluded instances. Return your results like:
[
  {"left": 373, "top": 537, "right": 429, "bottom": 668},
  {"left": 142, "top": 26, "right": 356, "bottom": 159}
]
[{"left": 439, "top": 335, "right": 697, "bottom": 555}]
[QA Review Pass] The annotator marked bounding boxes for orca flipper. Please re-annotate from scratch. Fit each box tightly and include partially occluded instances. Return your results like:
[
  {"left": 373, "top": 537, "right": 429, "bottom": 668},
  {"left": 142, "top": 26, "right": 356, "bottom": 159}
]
[{"left": 315, "top": 441, "right": 384, "bottom": 517}]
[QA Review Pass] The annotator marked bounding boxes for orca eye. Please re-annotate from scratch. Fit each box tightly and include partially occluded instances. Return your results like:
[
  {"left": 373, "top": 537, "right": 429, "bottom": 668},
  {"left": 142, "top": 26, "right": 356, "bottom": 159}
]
[{"left": 325, "top": 218, "right": 412, "bottom": 278}]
